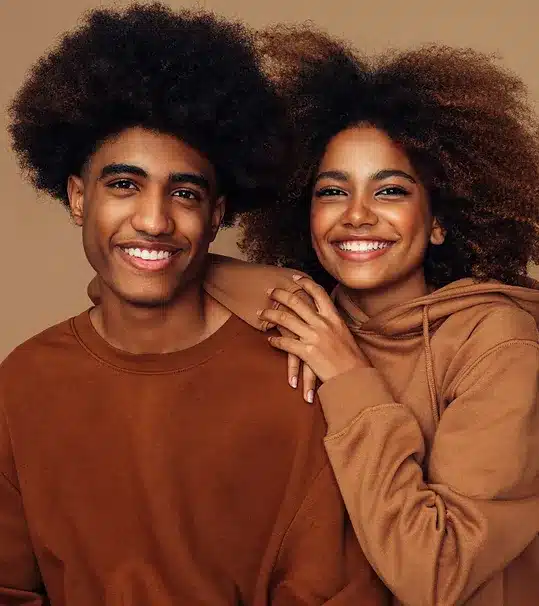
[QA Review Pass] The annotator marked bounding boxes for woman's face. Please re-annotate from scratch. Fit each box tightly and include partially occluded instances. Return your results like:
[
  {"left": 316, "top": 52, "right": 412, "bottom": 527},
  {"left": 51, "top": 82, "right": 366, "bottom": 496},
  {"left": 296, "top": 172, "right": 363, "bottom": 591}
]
[{"left": 310, "top": 124, "right": 444, "bottom": 309}]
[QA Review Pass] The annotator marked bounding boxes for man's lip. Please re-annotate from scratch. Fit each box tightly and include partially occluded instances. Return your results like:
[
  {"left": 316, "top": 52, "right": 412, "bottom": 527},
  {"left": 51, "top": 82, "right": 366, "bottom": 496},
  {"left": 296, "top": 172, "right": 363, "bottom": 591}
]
[
  {"left": 116, "top": 241, "right": 181, "bottom": 253},
  {"left": 116, "top": 247, "right": 179, "bottom": 272}
]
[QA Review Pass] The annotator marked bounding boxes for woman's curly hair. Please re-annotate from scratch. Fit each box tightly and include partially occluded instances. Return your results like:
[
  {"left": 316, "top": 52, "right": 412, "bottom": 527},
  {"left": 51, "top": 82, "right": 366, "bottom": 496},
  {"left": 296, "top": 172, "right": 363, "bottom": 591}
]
[
  {"left": 8, "top": 3, "right": 288, "bottom": 225},
  {"left": 239, "top": 26, "right": 539, "bottom": 288}
]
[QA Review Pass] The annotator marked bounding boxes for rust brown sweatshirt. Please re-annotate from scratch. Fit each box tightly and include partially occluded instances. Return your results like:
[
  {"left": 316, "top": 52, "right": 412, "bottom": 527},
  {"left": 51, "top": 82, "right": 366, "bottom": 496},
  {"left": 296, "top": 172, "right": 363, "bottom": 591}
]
[
  {"left": 0, "top": 308, "right": 389, "bottom": 605},
  {"left": 197, "top": 255, "right": 539, "bottom": 606}
]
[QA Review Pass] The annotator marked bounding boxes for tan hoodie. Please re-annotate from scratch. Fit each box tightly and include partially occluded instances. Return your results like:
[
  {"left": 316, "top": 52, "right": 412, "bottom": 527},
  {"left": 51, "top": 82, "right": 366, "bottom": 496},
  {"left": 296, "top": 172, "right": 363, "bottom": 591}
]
[
  {"left": 320, "top": 279, "right": 539, "bottom": 606},
  {"left": 87, "top": 255, "right": 539, "bottom": 605}
]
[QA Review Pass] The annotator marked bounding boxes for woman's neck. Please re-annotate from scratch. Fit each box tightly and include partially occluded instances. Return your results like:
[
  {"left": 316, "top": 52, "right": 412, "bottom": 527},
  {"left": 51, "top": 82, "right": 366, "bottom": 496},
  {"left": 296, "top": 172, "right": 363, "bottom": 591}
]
[{"left": 348, "top": 270, "right": 430, "bottom": 317}]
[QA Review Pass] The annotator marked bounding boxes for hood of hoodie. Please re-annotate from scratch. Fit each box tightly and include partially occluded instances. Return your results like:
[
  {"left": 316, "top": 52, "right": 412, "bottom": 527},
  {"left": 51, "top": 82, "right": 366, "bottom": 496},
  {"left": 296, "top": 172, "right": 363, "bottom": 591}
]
[
  {"left": 335, "top": 278, "right": 539, "bottom": 338},
  {"left": 334, "top": 277, "right": 539, "bottom": 427}
]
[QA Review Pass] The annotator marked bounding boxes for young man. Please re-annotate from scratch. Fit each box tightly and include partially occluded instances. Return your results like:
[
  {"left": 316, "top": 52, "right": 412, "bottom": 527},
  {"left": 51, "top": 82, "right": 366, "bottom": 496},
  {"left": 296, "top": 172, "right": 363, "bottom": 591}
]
[{"left": 1, "top": 4, "right": 388, "bottom": 605}]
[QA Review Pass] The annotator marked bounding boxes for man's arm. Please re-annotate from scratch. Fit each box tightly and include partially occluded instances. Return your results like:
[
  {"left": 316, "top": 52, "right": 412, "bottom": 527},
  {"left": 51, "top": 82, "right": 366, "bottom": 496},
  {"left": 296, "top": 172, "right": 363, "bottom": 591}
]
[
  {"left": 269, "top": 464, "right": 389, "bottom": 605},
  {"left": 0, "top": 393, "right": 46, "bottom": 603}
]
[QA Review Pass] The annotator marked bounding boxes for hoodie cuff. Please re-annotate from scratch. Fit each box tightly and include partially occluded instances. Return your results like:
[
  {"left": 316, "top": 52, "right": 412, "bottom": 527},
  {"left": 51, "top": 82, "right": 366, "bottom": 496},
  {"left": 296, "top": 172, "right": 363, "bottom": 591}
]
[{"left": 318, "top": 366, "right": 396, "bottom": 436}]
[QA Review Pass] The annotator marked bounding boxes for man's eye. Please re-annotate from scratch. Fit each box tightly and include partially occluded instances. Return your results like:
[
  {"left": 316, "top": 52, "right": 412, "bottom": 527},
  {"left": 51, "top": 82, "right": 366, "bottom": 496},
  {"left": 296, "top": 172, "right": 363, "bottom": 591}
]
[
  {"left": 109, "top": 180, "right": 136, "bottom": 190},
  {"left": 173, "top": 190, "right": 201, "bottom": 201}
]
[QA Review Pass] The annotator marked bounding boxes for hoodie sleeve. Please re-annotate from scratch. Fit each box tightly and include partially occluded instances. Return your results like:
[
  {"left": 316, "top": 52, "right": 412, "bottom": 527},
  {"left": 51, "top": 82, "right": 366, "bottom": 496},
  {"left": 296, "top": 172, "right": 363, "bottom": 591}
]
[
  {"left": 203, "top": 254, "right": 312, "bottom": 331},
  {"left": 318, "top": 339, "right": 539, "bottom": 606},
  {"left": 86, "top": 254, "right": 312, "bottom": 332}
]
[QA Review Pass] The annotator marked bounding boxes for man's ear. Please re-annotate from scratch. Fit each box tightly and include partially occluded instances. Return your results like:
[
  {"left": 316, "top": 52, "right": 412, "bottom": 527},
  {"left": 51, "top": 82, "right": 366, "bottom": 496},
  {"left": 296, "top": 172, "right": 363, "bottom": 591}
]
[
  {"left": 67, "top": 175, "right": 85, "bottom": 226},
  {"left": 210, "top": 195, "right": 226, "bottom": 242},
  {"left": 430, "top": 217, "right": 446, "bottom": 246}
]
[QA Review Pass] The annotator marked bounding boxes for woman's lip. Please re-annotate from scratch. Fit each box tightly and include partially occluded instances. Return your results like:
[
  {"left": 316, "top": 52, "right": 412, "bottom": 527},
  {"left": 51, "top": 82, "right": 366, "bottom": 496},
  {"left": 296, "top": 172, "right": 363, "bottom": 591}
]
[
  {"left": 331, "top": 242, "right": 394, "bottom": 262},
  {"left": 116, "top": 247, "right": 179, "bottom": 272}
]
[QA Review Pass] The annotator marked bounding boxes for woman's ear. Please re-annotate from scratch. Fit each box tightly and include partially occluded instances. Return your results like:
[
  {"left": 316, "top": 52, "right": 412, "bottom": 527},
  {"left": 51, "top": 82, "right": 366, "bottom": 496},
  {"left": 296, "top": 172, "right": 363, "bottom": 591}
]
[{"left": 430, "top": 217, "right": 446, "bottom": 246}]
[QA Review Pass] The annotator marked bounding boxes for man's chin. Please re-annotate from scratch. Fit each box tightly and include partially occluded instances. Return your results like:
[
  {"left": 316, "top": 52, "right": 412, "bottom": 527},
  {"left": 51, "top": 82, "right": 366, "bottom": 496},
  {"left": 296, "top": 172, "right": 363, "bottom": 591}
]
[{"left": 121, "top": 293, "right": 176, "bottom": 309}]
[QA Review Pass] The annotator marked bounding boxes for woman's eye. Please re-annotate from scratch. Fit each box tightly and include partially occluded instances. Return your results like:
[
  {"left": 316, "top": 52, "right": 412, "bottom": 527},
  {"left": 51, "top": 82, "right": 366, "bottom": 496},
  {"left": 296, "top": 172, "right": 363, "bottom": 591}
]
[
  {"left": 314, "top": 187, "right": 346, "bottom": 197},
  {"left": 377, "top": 186, "right": 409, "bottom": 197}
]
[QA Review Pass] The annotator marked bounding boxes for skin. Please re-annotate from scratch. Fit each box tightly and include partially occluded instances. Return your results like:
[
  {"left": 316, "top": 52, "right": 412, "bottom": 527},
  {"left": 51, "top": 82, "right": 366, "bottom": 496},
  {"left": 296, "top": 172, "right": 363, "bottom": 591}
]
[
  {"left": 258, "top": 124, "right": 445, "bottom": 400},
  {"left": 68, "top": 126, "right": 230, "bottom": 354}
]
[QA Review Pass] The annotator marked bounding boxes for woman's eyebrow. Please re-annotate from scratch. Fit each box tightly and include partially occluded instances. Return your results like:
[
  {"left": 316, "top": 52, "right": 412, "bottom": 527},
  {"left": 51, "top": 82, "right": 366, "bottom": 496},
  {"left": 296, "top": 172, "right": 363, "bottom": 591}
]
[{"left": 370, "top": 169, "right": 416, "bottom": 183}]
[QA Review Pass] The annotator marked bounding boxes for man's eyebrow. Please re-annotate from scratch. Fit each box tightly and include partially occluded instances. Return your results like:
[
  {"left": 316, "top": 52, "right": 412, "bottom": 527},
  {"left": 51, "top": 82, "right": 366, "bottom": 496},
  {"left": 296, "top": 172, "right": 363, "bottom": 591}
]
[
  {"left": 370, "top": 169, "right": 417, "bottom": 184},
  {"left": 99, "top": 164, "right": 148, "bottom": 179},
  {"left": 169, "top": 173, "right": 211, "bottom": 192},
  {"left": 98, "top": 166, "right": 212, "bottom": 192}
]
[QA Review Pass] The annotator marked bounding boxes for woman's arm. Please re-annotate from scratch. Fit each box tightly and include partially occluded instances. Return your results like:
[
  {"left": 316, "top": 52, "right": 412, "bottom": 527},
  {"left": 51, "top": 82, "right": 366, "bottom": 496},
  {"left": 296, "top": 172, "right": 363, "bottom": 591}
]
[{"left": 320, "top": 341, "right": 539, "bottom": 605}]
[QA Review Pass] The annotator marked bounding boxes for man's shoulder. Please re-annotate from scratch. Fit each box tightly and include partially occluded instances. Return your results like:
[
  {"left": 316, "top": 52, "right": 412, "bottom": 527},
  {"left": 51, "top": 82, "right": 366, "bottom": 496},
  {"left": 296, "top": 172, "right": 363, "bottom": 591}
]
[
  {"left": 224, "top": 314, "right": 328, "bottom": 446},
  {"left": 225, "top": 316, "right": 318, "bottom": 406},
  {"left": 227, "top": 314, "right": 287, "bottom": 365},
  {"left": 0, "top": 314, "right": 81, "bottom": 376}
]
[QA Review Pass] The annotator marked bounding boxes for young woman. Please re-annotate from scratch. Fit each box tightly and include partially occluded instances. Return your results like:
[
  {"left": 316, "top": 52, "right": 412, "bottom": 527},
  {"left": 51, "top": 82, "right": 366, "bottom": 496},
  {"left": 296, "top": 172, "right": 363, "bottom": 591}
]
[{"left": 231, "top": 28, "right": 539, "bottom": 606}]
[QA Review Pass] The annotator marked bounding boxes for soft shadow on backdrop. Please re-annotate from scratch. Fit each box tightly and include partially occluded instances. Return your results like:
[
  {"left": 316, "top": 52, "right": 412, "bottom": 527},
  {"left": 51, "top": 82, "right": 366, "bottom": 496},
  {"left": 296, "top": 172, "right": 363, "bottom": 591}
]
[{"left": 1, "top": 0, "right": 538, "bottom": 360}]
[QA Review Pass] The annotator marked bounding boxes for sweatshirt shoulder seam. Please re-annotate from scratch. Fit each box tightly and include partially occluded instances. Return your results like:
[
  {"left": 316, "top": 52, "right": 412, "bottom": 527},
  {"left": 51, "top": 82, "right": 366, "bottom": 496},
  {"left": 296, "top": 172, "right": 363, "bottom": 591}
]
[
  {"left": 0, "top": 470, "right": 21, "bottom": 495},
  {"left": 273, "top": 462, "right": 330, "bottom": 561},
  {"left": 324, "top": 403, "right": 405, "bottom": 442},
  {"left": 454, "top": 339, "right": 539, "bottom": 392}
]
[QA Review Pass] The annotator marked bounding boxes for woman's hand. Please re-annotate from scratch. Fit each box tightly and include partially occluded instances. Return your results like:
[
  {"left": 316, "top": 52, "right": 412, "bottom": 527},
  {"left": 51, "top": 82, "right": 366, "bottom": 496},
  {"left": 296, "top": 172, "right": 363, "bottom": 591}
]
[{"left": 258, "top": 275, "right": 371, "bottom": 402}]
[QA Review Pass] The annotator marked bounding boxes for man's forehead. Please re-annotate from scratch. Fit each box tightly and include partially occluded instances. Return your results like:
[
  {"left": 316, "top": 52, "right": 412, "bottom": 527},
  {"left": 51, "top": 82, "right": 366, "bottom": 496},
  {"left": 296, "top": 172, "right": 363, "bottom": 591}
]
[{"left": 86, "top": 127, "right": 216, "bottom": 182}]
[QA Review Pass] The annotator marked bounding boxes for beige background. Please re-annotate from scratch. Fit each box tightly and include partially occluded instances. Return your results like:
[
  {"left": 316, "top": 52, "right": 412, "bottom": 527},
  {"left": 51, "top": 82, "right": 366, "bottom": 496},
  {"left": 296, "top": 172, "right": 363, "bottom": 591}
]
[{"left": 1, "top": 0, "right": 538, "bottom": 360}]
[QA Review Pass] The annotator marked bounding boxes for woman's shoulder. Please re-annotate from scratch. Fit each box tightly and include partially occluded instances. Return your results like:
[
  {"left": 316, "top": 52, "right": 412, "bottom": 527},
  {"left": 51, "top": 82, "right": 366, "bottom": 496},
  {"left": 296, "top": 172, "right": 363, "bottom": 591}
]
[{"left": 453, "top": 297, "right": 538, "bottom": 346}]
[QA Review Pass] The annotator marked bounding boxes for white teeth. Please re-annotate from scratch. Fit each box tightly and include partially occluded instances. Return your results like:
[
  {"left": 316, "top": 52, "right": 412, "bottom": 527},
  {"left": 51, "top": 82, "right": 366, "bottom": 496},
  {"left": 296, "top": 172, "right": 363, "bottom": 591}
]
[
  {"left": 337, "top": 240, "right": 392, "bottom": 252},
  {"left": 123, "top": 247, "right": 172, "bottom": 260}
]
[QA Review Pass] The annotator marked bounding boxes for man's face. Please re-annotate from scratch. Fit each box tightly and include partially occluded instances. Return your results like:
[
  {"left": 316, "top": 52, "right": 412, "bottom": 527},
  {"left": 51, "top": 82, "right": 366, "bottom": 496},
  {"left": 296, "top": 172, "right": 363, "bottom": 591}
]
[{"left": 68, "top": 127, "right": 225, "bottom": 307}]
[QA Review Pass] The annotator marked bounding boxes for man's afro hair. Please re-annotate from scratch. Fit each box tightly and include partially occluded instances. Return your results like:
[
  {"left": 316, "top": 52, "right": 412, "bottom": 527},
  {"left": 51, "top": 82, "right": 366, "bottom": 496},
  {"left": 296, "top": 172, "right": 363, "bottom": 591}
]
[{"left": 8, "top": 2, "right": 289, "bottom": 225}]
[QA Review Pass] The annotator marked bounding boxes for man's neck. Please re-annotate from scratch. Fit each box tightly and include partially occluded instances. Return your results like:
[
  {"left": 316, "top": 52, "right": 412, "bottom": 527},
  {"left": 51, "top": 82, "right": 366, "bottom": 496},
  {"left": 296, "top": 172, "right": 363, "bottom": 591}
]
[{"left": 90, "top": 281, "right": 231, "bottom": 355}]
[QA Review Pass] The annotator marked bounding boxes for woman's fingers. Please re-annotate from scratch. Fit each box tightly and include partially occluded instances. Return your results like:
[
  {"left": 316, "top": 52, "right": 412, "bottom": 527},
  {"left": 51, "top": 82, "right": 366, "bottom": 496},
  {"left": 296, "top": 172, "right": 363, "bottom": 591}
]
[
  {"left": 288, "top": 353, "right": 300, "bottom": 389},
  {"left": 291, "top": 275, "right": 340, "bottom": 319},
  {"left": 267, "top": 335, "right": 306, "bottom": 358},
  {"left": 302, "top": 364, "right": 318, "bottom": 403},
  {"left": 258, "top": 307, "right": 311, "bottom": 339},
  {"left": 267, "top": 287, "right": 321, "bottom": 325}
]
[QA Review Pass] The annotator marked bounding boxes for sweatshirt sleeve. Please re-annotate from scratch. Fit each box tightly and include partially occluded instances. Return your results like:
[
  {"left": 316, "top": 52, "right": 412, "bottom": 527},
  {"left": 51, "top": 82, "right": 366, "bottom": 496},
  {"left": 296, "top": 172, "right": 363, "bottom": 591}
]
[
  {"left": 270, "top": 464, "right": 389, "bottom": 605},
  {"left": 0, "top": 407, "right": 45, "bottom": 603},
  {"left": 318, "top": 340, "right": 539, "bottom": 606}
]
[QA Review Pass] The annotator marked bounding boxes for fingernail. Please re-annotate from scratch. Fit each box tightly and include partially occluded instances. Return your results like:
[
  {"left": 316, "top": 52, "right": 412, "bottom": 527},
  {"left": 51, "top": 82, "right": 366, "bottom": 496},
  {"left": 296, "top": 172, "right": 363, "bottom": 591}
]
[
  {"left": 307, "top": 390, "right": 314, "bottom": 403},
  {"left": 292, "top": 274, "right": 302, "bottom": 281},
  {"left": 256, "top": 309, "right": 262, "bottom": 316},
  {"left": 290, "top": 376, "right": 298, "bottom": 389},
  {"left": 266, "top": 288, "right": 274, "bottom": 296}
]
